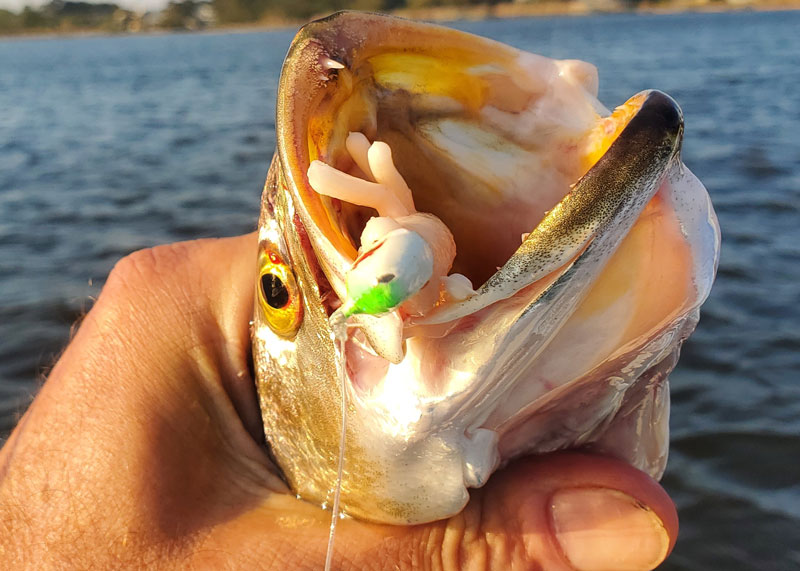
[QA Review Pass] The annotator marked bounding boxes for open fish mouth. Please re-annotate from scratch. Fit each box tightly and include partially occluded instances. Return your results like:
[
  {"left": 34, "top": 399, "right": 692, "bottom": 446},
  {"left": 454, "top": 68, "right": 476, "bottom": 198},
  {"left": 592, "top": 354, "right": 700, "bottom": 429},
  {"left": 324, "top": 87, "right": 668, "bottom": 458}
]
[{"left": 253, "top": 11, "right": 720, "bottom": 524}]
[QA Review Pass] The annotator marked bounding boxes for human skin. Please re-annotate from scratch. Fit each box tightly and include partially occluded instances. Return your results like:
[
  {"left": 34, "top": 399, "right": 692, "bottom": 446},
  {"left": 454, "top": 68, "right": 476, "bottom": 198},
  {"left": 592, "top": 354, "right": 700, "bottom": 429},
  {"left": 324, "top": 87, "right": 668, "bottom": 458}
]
[{"left": 0, "top": 233, "right": 678, "bottom": 570}]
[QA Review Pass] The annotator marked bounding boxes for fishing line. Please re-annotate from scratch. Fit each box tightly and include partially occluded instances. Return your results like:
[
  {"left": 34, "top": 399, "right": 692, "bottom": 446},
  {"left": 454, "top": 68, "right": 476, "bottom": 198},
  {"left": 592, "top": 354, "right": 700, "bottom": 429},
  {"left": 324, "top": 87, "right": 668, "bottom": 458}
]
[{"left": 325, "top": 310, "right": 349, "bottom": 571}]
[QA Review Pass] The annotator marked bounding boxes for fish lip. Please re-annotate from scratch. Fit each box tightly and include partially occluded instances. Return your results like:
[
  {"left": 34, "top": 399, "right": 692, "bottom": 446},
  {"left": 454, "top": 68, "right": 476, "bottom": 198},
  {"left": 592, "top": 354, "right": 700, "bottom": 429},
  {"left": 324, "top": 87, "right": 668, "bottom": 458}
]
[
  {"left": 590, "top": 90, "right": 684, "bottom": 174},
  {"left": 621, "top": 90, "right": 684, "bottom": 157},
  {"left": 649, "top": 90, "right": 683, "bottom": 140}
]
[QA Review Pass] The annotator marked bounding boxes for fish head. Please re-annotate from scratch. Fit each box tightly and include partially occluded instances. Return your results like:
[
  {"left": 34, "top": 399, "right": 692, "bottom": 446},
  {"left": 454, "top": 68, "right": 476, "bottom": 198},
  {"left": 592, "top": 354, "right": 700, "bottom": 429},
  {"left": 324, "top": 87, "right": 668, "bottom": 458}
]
[{"left": 253, "top": 11, "right": 720, "bottom": 524}]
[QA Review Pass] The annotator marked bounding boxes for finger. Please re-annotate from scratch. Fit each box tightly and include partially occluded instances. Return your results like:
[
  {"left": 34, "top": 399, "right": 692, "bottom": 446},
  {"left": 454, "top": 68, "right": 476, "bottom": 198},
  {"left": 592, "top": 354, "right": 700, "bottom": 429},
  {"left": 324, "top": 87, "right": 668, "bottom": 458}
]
[{"left": 197, "top": 451, "right": 677, "bottom": 571}]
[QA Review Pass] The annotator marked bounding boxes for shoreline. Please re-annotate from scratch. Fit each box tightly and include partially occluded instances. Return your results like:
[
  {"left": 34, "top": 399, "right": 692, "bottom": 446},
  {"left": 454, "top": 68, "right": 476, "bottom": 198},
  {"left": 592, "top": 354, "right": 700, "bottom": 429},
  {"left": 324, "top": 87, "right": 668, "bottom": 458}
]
[
  {"left": 1, "top": 1, "right": 798, "bottom": 40},
  {"left": 393, "top": 0, "right": 800, "bottom": 22}
]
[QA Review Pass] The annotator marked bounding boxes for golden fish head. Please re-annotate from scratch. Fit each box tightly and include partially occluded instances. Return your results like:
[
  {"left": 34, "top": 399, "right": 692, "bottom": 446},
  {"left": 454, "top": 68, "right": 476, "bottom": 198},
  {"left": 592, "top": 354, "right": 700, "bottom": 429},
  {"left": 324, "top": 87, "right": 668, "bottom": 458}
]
[{"left": 252, "top": 11, "right": 720, "bottom": 524}]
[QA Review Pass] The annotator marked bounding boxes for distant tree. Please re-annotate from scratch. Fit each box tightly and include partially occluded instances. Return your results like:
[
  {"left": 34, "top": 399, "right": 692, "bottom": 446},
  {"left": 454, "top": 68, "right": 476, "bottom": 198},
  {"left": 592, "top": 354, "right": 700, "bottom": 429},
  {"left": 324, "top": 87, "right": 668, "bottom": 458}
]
[
  {"left": 20, "top": 6, "right": 52, "bottom": 28},
  {"left": 344, "top": 0, "right": 406, "bottom": 11},
  {"left": 0, "top": 8, "right": 21, "bottom": 32},
  {"left": 211, "top": 0, "right": 270, "bottom": 22},
  {"left": 266, "top": 0, "right": 354, "bottom": 20},
  {"left": 37, "top": 1, "right": 120, "bottom": 29},
  {"left": 160, "top": 0, "right": 198, "bottom": 28}
]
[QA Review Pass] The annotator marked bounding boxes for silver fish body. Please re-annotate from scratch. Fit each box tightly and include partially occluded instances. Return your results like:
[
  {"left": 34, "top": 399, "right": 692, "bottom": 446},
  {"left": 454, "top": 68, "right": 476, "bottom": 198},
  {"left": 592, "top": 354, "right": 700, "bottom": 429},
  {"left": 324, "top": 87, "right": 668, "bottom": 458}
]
[{"left": 253, "top": 11, "right": 720, "bottom": 524}]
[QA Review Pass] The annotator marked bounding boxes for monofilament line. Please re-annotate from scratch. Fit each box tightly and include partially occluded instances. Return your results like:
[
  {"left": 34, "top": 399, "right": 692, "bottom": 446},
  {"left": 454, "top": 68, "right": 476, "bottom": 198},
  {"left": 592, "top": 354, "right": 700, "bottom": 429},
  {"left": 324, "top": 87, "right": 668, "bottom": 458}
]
[{"left": 324, "top": 311, "right": 349, "bottom": 571}]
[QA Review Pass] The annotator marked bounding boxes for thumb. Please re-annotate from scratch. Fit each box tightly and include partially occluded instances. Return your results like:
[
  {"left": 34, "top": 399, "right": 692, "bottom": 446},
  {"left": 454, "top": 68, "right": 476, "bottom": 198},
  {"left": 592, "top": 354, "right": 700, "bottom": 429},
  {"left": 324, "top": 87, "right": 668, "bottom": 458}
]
[{"left": 410, "top": 451, "right": 678, "bottom": 571}]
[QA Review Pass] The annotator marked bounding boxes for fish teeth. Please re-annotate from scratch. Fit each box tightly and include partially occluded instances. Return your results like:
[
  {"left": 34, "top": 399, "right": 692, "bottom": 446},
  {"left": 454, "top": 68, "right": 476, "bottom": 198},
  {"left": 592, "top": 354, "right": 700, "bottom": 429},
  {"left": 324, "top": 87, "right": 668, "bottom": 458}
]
[
  {"left": 443, "top": 274, "right": 476, "bottom": 301},
  {"left": 321, "top": 57, "right": 345, "bottom": 70}
]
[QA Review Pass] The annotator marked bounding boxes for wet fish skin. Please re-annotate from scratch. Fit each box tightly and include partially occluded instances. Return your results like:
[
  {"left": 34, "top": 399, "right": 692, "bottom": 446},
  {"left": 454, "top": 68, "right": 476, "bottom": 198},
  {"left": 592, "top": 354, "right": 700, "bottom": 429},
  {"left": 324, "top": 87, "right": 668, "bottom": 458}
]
[{"left": 252, "top": 12, "right": 720, "bottom": 524}]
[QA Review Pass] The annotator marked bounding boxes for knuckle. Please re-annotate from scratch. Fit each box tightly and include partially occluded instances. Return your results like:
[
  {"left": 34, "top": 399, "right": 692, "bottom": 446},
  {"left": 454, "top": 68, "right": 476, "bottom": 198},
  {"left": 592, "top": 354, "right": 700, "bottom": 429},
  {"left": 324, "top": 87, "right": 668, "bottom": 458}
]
[
  {"left": 106, "top": 243, "right": 193, "bottom": 295},
  {"left": 409, "top": 505, "right": 490, "bottom": 571},
  {"left": 84, "top": 242, "right": 201, "bottom": 352},
  {"left": 94, "top": 242, "right": 201, "bottom": 332},
  {"left": 414, "top": 490, "right": 523, "bottom": 571}
]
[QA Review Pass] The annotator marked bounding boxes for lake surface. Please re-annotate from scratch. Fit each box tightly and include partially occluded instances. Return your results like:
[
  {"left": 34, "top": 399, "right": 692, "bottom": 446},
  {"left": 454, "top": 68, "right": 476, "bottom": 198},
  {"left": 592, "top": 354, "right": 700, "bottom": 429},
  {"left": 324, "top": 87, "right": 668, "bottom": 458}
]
[{"left": 1, "top": 10, "right": 798, "bottom": 569}]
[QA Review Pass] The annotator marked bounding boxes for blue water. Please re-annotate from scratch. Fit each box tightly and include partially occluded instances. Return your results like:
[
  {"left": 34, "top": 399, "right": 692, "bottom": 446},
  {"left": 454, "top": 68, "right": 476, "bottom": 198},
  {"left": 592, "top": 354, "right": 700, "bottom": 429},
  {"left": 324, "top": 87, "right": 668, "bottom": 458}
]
[{"left": 1, "top": 11, "right": 799, "bottom": 569}]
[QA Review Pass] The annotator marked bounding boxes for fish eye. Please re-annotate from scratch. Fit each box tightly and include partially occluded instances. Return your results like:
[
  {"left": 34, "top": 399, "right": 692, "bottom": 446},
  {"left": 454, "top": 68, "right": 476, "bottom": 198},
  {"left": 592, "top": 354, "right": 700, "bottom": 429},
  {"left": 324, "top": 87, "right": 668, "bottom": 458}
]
[
  {"left": 261, "top": 274, "right": 289, "bottom": 309},
  {"left": 258, "top": 248, "right": 303, "bottom": 338}
]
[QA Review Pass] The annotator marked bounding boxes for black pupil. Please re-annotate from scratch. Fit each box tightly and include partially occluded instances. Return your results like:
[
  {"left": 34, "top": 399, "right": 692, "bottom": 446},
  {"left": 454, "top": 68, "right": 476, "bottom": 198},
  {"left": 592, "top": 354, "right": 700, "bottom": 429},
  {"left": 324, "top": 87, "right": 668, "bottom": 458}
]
[{"left": 262, "top": 274, "right": 289, "bottom": 309}]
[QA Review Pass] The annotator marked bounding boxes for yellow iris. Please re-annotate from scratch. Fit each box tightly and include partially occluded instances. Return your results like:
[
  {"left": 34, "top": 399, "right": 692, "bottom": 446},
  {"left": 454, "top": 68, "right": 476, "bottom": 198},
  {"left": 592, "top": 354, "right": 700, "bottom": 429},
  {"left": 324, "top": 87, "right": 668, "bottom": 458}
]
[{"left": 258, "top": 247, "right": 303, "bottom": 338}]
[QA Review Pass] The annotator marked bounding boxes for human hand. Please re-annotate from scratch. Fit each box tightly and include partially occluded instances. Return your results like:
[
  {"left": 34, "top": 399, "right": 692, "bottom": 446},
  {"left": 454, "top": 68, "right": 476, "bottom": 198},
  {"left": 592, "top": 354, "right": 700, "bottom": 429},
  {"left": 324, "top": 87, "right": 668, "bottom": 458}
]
[{"left": 0, "top": 233, "right": 677, "bottom": 569}]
